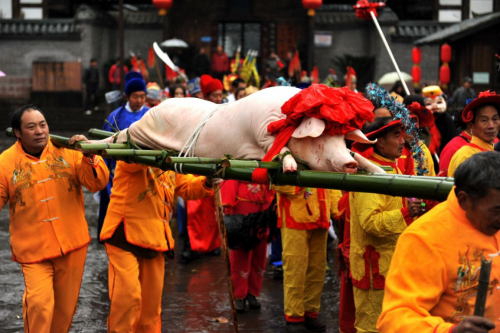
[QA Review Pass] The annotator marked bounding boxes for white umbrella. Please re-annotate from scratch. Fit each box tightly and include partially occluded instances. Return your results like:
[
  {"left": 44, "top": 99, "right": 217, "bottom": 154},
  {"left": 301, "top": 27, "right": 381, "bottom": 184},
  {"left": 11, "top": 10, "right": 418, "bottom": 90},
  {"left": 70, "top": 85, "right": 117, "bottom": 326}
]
[
  {"left": 0, "top": 71, "right": 6, "bottom": 77},
  {"left": 377, "top": 71, "right": 412, "bottom": 85},
  {"left": 160, "top": 38, "right": 188, "bottom": 48}
]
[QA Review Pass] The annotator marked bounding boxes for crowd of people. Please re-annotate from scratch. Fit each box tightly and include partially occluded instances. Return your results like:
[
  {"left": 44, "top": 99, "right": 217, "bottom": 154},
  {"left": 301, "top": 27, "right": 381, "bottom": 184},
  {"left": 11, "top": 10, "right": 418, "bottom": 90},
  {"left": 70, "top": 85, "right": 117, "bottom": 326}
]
[{"left": 1, "top": 47, "right": 500, "bottom": 333}]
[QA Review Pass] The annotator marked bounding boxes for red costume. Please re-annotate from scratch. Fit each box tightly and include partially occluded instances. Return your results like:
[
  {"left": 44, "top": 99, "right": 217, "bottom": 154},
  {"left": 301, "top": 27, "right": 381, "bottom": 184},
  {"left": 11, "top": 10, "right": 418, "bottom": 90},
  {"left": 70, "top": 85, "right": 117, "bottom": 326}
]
[
  {"left": 438, "top": 131, "right": 471, "bottom": 175},
  {"left": 186, "top": 197, "right": 220, "bottom": 253},
  {"left": 221, "top": 180, "right": 274, "bottom": 299}
]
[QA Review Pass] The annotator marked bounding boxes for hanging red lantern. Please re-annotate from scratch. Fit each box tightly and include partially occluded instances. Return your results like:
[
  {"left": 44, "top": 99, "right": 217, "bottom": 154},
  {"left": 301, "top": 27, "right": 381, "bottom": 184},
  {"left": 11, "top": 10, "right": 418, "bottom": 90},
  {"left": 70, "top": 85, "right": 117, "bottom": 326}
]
[
  {"left": 152, "top": 0, "right": 173, "bottom": 16},
  {"left": 412, "top": 47, "right": 421, "bottom": 64},
  {"left": 440, "top": 43, "right": 452, "bottom": 63},
  {"left": 302, "top": 0, "right": 322, "bottom": 16},
  {"left": 439, "top": 64, "right": 450, "bottom": 86},
  {"left": 412, "top": 65, "right": 421, "bottom": 86}
]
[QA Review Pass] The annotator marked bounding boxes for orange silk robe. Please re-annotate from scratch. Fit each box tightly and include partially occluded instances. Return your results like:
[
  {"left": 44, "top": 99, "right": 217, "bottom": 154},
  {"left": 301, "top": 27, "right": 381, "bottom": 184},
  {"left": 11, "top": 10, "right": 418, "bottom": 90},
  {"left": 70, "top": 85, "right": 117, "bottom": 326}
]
[{"left": 0, "top": 140, "right": 109, "bottom": 264}]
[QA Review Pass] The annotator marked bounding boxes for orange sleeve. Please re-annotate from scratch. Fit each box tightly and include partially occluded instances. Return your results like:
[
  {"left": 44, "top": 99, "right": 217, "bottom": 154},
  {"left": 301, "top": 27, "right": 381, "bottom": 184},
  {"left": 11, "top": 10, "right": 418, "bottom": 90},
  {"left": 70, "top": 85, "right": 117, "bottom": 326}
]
[
  {"left": 174, "top": 174, "right": 213, "bottom": 200},
  {"left": 377, "top": 232, "right": 454, "bottom": 333},
  {"left": 75, "top": 152, "right": 110, "bottom": 192},
  {"left": 0, "top": 165, "right": 8, "bottom": 210}
]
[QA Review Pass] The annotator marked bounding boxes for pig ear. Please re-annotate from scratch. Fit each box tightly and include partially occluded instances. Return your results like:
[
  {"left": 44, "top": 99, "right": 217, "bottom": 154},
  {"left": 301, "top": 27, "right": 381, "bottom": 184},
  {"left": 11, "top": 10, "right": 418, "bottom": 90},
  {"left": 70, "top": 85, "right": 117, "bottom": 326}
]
[
  {"left": 345, "top": 129, "right": 377, "bottom": 144},
  {"left": 291, "top": 117, "right": 326, "bottom": 138}
]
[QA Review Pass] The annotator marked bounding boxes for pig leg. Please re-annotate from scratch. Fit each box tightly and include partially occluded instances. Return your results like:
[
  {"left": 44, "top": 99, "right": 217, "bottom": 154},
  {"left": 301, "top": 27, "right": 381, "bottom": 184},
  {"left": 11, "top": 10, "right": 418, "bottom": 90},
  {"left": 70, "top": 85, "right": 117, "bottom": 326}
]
[
  {"left": 281, "top": 147, "right": 298, "bottom": 172},
  {"left": 350, "top": 151, "right": 386, "bottom": 173}
]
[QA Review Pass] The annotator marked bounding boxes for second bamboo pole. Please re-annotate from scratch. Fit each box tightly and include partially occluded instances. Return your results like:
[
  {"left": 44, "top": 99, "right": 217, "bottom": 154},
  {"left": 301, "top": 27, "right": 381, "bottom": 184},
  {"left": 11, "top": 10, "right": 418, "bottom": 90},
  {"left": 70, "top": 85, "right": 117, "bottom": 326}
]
[{"left": 213, "top": 181, "right": 239, "bottom": 333}]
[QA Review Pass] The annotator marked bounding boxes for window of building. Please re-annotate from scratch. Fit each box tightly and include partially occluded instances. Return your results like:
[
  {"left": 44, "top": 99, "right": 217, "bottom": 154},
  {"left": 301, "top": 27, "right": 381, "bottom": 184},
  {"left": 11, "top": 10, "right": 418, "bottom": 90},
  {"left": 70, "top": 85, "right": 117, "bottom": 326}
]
[
  {"left": 218, "top": 22, "right": 261, "bottom": 58},
  {"left": 13, "top": 0, "right": 45, "bottom": 19}
]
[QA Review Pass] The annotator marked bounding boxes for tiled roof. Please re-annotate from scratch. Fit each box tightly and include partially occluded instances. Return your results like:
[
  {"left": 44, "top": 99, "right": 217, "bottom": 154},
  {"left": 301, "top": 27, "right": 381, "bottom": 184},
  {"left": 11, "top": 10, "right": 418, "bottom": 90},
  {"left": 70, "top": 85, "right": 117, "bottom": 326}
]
[
  {"left": 391, "top": 21, "right": 451, "bottom": 41},
  {"left": 415, "top": 11, "right": 500, "bottom": 45},
  {"left": 106, "top": 10, "right": 163, "bottom": 27},
  {"left": 0, "top": 19, "right": 80, "bottom": 39},
  {"left": 315, "top": 5, "right": 398, "bottom": 25}
]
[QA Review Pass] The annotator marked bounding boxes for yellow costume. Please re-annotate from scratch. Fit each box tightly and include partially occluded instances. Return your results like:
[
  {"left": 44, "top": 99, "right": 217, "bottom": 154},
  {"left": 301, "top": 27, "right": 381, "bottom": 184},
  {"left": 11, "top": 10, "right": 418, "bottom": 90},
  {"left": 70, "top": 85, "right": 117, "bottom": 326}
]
[
  {"left": 378, "top": 190, "right": 500, "bottom": 333},
  {"left": 273, "top": 185, "right": 341, "bottom": 322},
  {"left": 349, "top": 153, "right": 412, "bottom": 332},
  {"left": 418, "top": 143, "right": 436, "bottom": 176},
  {"left": 100, "top": 161, "right": 212, "bottom": 332},
  {"left": 0, "top": 140, "right": 109, "bottom": 332},
  {"left": 448, "top": 136, "right": 492, "bottom": 177}
]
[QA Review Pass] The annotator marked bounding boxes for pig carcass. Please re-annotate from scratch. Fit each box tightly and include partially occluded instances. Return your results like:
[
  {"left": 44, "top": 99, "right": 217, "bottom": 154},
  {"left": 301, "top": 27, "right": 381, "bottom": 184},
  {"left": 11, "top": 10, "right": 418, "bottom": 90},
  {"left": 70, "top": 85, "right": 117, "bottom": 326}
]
[{"left": 95, "top": 86, "right": 384, "bottom": 174}]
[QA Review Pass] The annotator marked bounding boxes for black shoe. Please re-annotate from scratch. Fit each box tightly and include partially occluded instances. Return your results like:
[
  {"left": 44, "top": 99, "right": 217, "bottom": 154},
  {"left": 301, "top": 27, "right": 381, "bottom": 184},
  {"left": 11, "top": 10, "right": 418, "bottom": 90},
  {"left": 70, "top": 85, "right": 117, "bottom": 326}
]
[
  {"left": 246, "top": 294, "right": 261, "bottom": 309},
  {"left": 286, "top": 322, "right": 307, "bottom": 333},
  {"left": 235, "top": 299, "right": 246, "bottom": 313},
  {"left": 209, "top": 248, "right": 221, "bottom": 256},
  {"left": 180, "top": 249, "right": 199, "bottom": 264},
  {"left": 304, "top": 317, "right": 326, "bottom": 332},
  {"left": 273, "top": 265, "right": 283, "bottom": 280}
]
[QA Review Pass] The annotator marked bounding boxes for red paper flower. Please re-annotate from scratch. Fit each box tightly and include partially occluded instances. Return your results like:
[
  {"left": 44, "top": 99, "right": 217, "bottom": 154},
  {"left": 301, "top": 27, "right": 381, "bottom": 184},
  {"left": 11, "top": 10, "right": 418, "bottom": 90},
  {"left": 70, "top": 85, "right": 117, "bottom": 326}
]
[
  {"left": 407, "top": 102, "right": 434, "bottom": 128},
  {"left": 462, "top": 90, "right": 500, "bottom": 123},
  {"left": 269, "top": 85, "right": 374, "bottom": 136},
  {"left": 353, "top": 0, "right": 385, "bottom": 21}
]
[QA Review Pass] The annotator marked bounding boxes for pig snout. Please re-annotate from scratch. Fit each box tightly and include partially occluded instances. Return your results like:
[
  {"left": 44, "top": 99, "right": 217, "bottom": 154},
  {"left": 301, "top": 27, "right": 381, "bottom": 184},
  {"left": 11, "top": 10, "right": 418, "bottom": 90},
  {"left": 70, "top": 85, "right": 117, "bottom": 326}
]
[{"left": 343, "top": 160, "right": 358, "bottom": 173}]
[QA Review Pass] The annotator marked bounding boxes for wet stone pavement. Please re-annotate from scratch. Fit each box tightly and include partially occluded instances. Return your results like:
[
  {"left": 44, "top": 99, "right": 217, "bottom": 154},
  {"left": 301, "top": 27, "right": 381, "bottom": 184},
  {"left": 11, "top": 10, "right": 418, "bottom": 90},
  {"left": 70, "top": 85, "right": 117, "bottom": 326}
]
[{"left": 0, "top": 135, "right": 340, "bottom": 333}]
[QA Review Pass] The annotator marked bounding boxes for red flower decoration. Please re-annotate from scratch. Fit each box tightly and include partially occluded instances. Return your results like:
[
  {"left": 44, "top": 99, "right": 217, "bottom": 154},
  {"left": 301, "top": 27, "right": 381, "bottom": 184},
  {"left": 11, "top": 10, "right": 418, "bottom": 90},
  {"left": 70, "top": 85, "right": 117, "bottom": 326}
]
[
  {"left": 353, "top": 0, "right": 385, "bottom": 21},
  {"left": 268, "top": 85, "right": 374, "bottom": 136},
  {"left": 407, "top": 102, "right": 434, "bottom": 128},
  {"left": 462, "top": 90, "right": 500, "bottom": 123}
]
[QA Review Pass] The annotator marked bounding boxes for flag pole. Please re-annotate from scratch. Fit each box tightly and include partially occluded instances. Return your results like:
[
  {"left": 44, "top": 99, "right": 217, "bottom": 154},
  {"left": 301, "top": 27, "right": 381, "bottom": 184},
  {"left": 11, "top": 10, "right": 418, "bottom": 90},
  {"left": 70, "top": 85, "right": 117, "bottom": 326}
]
[{"left": 369, "top": 10, "right": 410, "bottom": 96}]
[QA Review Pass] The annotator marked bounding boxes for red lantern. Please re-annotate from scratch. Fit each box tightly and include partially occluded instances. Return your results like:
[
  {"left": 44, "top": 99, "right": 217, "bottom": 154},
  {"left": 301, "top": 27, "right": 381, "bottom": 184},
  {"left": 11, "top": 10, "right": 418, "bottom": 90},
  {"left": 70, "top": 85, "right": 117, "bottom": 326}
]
[
  {"left": 412, "top": 65, "right": 421, "bottom": 86},
  {"left": 302, "top": 0, "right": 322, "bottom": 16},
  {"left": 440, "top": 43, "right": 452, "bottom": 63},
  {"left": 439, "top": 64, "right": 450, "bottom": 86},
  {"left": 412, "top": 47, "right": 421, "bottom": 64},
  {"left": 152, "top": 0, "right": 173, "bottom": 15}
]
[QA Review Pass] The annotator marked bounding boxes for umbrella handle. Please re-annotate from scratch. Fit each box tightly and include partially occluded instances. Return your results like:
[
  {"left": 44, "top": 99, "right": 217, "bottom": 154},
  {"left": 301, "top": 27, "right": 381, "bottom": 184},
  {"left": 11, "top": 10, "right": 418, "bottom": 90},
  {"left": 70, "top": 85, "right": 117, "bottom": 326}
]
[{"left": 370, "top": 11, "right": 410, "bottom": 96}]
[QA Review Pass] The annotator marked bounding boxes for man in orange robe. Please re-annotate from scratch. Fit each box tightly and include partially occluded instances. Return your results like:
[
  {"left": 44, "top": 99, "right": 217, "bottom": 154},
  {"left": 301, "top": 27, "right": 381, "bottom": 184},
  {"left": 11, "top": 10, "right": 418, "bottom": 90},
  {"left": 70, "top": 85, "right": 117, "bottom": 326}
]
[
  {"left": 378, "top": 151, "right": 500, "bottom": 333},
  {"left": 0, "top": 105, "right": 109, "bottom": 332},
  {"left": 100, "top": 161, "right": 213, "bottom": 332}
]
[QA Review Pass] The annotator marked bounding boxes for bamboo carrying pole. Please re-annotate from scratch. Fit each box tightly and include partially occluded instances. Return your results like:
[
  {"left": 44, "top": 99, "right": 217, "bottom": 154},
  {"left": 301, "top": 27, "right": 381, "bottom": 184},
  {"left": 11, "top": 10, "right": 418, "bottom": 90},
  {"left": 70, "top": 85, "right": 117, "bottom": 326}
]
[
  {"left": 4, "top": 128, "right": 454, "bottom": 200},
  {"left": 213, "top": 182, "right": 240, "bottom": 332},
  {"left": 473, "top": 256, "right": 493, "bottom": 317}
]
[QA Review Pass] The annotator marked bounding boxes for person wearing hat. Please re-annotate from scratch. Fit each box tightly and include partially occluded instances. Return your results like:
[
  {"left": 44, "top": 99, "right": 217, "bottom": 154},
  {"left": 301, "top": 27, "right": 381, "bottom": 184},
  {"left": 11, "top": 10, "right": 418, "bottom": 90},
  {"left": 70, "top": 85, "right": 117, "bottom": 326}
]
[
  {"left": 448, "top": 91, "right": 500, "bottom": 177},
  {"left": 200, "top": 74, "right": 224, "bottom": 104},
  {"left": 145, "top": 82, "right": 164, "bottom": 108},
  {"left": 422, "top": 85, "right": 459, "bottom": 158},
  {"left": 187, "top": 77, "right": 203, "bottom": 99},
  {"left": 451, "top": 76, "right": 477, "bottom": 109},
  {"left": 377, "top": 151, "right": 500, "bottom": 333},
  {"left": 399, "top": 96, "right": 436, "bottom": 177},
  {"left": 350, "top": 117, "right": 423, "bottom": 332},
  {"left": 98, "top": 73, "right": 150, "bottom": 241},
  {"left": 181, "top": 74, "right": 224, "bottom": 263}
]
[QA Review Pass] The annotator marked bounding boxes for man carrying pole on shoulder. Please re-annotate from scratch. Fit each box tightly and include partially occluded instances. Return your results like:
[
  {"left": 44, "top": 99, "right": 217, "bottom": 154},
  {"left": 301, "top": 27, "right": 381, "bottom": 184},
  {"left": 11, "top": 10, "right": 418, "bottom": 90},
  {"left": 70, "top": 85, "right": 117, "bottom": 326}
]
[
  {"left": 0, "top": 105, "right": 109, "bottom": 332},
  {"left": 349, "top": 117, "right": 423, "bottom": 332}
]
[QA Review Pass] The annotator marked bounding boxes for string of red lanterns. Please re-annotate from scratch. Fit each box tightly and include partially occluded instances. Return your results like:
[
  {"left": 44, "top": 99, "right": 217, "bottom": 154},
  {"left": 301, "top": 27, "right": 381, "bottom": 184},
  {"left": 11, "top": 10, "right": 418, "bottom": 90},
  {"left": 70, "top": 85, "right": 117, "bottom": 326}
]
[
  {"left": 439, "top": 43, "right": 451, "bottom": 89},
  {"left": 152, "top": 0, "right": 173, "bottom": 16},
  {"left": 411, "top": 47, "right": 421, "bottom": 88},
  {"left": 302, "top": 0, "right": 323, "bottom": 16}
]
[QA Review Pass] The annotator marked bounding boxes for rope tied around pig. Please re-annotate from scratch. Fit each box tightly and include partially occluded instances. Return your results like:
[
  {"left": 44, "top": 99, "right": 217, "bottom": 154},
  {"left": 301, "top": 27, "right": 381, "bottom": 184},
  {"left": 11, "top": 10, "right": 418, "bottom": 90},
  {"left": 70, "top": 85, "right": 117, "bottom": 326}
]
[
  {"left": 251, "top": 85, "right": 375, "bottom": 184},
  {"left": 174, "top": 103, "right": 227, "bottom": 175}
]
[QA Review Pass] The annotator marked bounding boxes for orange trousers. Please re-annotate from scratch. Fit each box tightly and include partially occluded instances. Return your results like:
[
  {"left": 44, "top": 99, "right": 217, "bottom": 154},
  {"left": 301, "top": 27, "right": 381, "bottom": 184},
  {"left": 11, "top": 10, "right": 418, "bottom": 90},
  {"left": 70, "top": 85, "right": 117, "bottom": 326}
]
[
  {"left": 20, "top": 244, "right": 88, "bottom": 333},
  {"left": 105, "top": 243, "right": 165, "bottom": 333}
]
